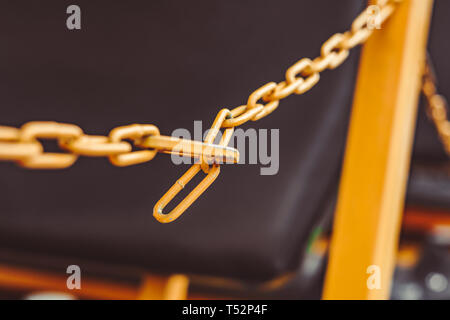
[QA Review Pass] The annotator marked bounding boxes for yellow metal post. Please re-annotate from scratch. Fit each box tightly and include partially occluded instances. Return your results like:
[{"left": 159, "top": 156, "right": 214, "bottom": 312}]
[{"left": 323, "top": 0, "right": 434, "bottom": 299}]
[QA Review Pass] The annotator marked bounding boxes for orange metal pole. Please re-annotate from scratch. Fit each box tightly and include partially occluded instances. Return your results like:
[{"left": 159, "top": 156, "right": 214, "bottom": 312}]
[
  {"left": 0, "top": 264, "right": 189, "bottom": 300},
  {"left": 323, "top": 0, "right": 433, "bottom": 299}
]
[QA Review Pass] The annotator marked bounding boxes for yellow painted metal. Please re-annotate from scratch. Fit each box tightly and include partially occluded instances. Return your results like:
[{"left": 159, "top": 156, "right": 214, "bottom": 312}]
[
  {"left": 0, "top": 264, "right": 190, "bottom": 300},
  {"left": 323, "top": 0, "right": 433, "bottom": 300}
]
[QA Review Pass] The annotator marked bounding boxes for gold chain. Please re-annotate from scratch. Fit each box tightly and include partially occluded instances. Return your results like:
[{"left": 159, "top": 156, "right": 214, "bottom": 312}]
[{"left": 0, "top": 0, "right": 402, "bottom": 222}]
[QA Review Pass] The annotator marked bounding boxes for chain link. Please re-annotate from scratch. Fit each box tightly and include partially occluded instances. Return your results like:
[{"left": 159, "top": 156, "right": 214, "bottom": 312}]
[
  {"left": 0, "top": 122, "right": 239, "bottom": 169},
  {"left": 0, "top": 0, "right": 403, "bottom": 222}
]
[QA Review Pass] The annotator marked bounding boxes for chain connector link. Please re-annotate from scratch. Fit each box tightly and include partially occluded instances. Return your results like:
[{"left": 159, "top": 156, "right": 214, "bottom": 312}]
[
  {"left": 154, "top": 109, "right": 234, "bottom": 223},
  {"left": 18, "top": 122, "right": 83, "bottom": 169},
  {"left": 153, "top": 164, "right": 220, "bottom": 223}
]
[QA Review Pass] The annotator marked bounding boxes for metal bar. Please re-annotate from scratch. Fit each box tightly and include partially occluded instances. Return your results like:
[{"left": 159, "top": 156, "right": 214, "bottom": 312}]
[
  {"left": 139, "top": 135, "right": 239, "bottom": 164},
  {"left": 323, "top": 0, "right": 434, "bottom": 299}
]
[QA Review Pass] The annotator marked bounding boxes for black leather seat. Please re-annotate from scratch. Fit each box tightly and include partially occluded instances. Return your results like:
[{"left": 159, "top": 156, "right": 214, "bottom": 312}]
[{"left": 0, "top": 0, "right": 364, "bottom": 282}]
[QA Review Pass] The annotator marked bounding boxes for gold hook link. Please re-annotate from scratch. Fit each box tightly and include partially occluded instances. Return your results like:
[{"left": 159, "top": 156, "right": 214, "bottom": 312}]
[{"left": 153, "top": 109, "right": 235, "bottom": 223}]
